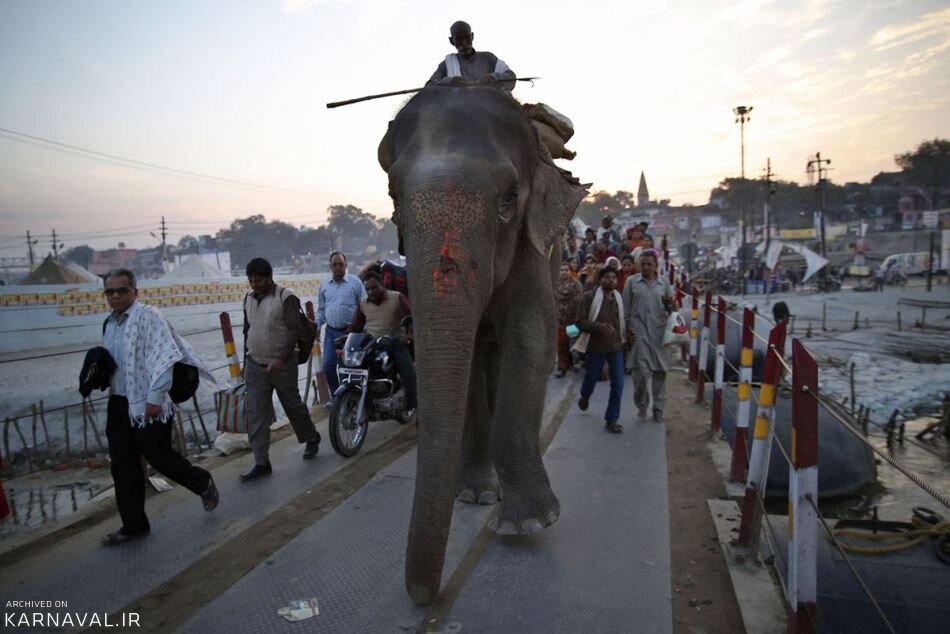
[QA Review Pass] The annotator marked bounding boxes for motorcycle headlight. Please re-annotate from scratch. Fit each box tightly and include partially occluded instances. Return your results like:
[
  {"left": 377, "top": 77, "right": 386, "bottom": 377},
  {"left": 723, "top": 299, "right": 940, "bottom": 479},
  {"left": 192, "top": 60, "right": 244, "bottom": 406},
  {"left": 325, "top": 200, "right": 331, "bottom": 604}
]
[{"left": 344, "top": 348, "right": 367, "bottom": 366}]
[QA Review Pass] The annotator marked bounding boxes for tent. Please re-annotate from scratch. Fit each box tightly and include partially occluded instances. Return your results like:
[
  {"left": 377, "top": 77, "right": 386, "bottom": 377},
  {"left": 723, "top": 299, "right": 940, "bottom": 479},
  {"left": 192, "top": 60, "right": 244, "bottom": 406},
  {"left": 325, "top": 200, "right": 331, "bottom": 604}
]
[
  {"left": 162, "top": 254, "right": 229, "bottom": 279},
  {"left": 19, "top": 256, "right": 100, "bottom": 285}
]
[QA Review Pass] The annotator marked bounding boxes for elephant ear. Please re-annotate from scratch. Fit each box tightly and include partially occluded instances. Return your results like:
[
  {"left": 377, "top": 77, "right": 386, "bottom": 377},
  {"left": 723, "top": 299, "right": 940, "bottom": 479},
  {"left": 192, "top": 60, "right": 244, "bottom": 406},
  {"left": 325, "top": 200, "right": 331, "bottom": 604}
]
[
  {"left": 378, "top": 121, "right": 395, "bottom": 173},
  {"left": 526, "top": 152, "right": 590, "bottom": 256}
]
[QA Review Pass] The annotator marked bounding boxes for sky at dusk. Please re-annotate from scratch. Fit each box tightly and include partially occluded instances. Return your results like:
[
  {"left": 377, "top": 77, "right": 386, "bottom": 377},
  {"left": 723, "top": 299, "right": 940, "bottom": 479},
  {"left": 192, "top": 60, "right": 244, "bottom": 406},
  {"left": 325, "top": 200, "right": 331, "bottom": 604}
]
[{"left": 1, "top": 0, "right": 948, "bottom": 254}]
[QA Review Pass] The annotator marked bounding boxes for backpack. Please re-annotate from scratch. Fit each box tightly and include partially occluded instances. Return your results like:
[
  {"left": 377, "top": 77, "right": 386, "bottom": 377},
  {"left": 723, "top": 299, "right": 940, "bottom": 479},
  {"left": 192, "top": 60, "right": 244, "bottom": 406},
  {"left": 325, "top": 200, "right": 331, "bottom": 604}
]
[
  {"left": 245, "top": 287, "right": 316, "bottom": 365},
  {"left": 101, "top": 318, "right": 199, "bottom": 404}
]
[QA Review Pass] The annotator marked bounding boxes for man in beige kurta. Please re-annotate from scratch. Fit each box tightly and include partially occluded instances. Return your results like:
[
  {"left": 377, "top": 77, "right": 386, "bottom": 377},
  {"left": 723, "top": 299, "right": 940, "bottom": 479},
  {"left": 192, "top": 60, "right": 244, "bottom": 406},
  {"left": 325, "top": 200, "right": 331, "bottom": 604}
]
[{"left": 622, "top": 251, "right": 674, "bottom": 422}]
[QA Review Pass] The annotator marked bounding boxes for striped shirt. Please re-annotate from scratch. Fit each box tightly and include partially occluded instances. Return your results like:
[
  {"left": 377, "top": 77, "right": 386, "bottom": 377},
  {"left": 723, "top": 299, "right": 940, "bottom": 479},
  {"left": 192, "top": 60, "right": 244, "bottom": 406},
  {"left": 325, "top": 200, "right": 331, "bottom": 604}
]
[{"left": 316, "top": 273, "right": 366, "bottom": 330}]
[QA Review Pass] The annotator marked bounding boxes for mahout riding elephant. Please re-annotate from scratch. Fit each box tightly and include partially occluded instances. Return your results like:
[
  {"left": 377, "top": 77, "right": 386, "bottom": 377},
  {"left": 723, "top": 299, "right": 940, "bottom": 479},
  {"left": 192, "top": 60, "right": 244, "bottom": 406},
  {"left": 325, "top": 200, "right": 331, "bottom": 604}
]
[{"left": 378, "top": 85, "right": 589, "bottom": 605}]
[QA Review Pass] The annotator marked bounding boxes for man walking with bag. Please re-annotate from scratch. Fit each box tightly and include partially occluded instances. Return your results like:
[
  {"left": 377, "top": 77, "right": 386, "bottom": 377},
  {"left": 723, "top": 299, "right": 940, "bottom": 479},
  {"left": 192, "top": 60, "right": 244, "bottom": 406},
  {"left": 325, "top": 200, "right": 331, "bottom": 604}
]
[
  {"left": 574, "top": 267, "right": 627, "bottom": 433},
  {"left": 98, "top": 268, "right": 219, "bottom": 546},
  {"left": 623, "top": 250, "right": 676, "bottom": 423},
  {"left": 241, "top": 258, "right": 321, "bottom": 482}
]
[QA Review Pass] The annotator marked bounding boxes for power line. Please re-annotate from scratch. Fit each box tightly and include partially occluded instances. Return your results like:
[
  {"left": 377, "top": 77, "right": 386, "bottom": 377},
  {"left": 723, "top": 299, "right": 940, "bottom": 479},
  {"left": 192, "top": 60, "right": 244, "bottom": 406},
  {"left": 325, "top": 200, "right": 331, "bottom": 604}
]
[{"left": 0, "top": 127, "right": 328, "bottom": 199}]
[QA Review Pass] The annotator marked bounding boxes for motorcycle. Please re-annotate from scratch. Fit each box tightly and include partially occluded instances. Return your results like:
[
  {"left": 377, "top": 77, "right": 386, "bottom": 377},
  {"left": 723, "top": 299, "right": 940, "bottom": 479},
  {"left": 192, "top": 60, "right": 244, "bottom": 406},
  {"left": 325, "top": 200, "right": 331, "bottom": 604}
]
[
  {"left": 329, "top": 316, "right": 414, "bottom": 457},
  {"left": 814, "top": 273, "right": 842, "bottom": 293}
]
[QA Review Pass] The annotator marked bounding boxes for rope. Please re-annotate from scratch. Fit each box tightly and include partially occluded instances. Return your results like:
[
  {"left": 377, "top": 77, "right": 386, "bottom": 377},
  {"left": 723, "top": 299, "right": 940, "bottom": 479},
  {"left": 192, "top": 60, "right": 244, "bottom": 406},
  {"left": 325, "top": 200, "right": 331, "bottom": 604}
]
[
  {"left": 805, "top": 494, "right": 897, "bottom": 633},
  {"left": 812, "top": 392, "right": 950, "bottom": 510},
  {"left": 832, "top": 513, "right": 950, "bottom": 556}
]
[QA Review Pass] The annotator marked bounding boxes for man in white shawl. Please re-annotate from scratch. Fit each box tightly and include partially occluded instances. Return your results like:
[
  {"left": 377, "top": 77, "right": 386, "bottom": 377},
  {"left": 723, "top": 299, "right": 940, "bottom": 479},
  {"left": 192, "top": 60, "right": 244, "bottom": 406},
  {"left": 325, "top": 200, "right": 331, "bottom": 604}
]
[
  {"left": 572, "top": 267, "right": 627, "bottom": 433},
  {"left": 426, "top": 21, "right": 516, "bottom": 92},
  {"left": 99, "top": 268, "right": 220, "bottom": 546}
]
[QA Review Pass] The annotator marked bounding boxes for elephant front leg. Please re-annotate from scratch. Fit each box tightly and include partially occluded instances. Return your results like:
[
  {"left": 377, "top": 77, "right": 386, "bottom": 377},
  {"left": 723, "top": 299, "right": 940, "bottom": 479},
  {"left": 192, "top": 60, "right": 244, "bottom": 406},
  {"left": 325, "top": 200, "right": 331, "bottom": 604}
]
[
  {"left": 489, "top": 311, "right": 560, "bottom": 535},
  {"left": 457, "top": 333, "right": 500, "bottom": 505}
]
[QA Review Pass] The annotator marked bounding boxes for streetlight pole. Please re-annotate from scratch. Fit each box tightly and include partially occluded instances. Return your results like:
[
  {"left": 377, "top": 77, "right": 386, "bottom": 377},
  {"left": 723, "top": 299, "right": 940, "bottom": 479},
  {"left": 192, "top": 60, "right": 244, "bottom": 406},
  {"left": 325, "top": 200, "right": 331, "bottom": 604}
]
[{"left": 734, "top": 105, "right": 753, "bottom": 294}]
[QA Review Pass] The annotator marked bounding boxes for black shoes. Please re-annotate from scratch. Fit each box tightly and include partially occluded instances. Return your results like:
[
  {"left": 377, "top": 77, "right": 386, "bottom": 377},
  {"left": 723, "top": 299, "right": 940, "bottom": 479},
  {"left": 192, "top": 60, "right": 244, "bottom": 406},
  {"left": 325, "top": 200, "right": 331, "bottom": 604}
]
[
  {"left": 240, "top": 463, "right": 272, "bottom": 482},
  {"left": 605, "top": 421, "right": 623, "bottom": 433},
  {"left": 578, "top": 397, "right": 589, "bottom": 411},
  {"left": 303, "top": 440, "right": 320, "bottom": 460},
  {"left": 201, "top": 477, "right": 219, "bottom": 511}
]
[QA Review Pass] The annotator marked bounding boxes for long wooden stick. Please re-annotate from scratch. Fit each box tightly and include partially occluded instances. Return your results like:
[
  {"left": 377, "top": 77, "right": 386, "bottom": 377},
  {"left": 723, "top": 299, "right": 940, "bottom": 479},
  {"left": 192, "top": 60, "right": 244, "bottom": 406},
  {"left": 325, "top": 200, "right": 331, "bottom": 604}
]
[{"left": 326, "top": 77, "right": 539, "bottom": 109}]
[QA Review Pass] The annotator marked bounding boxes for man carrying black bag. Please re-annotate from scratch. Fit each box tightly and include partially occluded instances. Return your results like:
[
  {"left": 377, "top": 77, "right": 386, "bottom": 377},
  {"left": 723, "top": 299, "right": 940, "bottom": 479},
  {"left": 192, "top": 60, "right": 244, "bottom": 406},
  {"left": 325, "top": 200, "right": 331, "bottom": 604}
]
[
  {"left": 93, "top": 268, "right": 220, "bottom": 547},
  {"left": 241, "top": 258, "right": 321, "bottom": 482}
]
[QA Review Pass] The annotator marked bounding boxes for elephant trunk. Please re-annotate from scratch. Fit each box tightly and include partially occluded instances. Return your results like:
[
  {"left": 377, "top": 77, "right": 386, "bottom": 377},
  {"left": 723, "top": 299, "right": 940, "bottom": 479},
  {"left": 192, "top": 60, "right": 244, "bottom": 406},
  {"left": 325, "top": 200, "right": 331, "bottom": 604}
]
[{"left": 404, "top": 296, "right": 478, "bottom": 605}]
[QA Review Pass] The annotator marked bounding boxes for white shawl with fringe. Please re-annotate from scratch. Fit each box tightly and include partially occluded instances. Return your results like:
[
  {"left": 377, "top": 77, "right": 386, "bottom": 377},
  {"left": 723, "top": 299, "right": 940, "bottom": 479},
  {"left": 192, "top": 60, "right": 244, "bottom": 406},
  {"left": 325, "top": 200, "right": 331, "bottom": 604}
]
[
  {"left": 119, "top": 302, "right": 218, "bottom": 426},
  {"left": 571, "top": 286, "right": 626, "bottom": 354}
]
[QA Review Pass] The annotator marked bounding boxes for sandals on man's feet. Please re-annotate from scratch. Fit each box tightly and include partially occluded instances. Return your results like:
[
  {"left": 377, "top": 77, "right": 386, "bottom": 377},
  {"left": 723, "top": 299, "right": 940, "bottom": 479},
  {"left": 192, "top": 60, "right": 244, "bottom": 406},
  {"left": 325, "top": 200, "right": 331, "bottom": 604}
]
[
  {"left": 101, "top": 529, "right": 149, "bottom": 547},
  {"left": 605, "top": 421, "right": 623, "bottom": 433}
]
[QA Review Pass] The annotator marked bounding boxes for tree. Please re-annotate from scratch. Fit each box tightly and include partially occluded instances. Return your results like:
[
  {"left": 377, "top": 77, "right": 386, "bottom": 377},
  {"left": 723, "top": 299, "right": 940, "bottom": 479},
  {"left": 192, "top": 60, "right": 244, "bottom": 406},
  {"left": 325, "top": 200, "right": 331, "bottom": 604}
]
[
  {"left": 62, "top": 245, "right": 94, "bottom": 268},
  {"left": 894, "top": 138, "right": 950, "bottom": 189},
  {"left": 176, "top": 235, "right": 199, "bottom": 254}
]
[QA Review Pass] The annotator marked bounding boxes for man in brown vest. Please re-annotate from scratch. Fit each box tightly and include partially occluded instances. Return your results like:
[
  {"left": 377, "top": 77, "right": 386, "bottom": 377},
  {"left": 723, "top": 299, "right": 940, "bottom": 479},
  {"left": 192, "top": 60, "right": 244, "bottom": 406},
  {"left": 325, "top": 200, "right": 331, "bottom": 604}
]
[
  {"left": 347, "top": 272, "right": 417, "bottom": 416},
  {"left": 241, "top": 258, "right": 321, "bottom": 482}
]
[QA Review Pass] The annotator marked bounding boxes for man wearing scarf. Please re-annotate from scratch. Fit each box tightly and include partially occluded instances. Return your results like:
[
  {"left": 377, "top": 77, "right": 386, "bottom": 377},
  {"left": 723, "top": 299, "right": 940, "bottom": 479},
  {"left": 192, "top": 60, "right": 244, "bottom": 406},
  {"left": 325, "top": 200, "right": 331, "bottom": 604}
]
[
  {"left": 426, "top": 21, "right": 516, "bottom": 91},
  {"left": 572, "top": 267, "right": 626, "bottom": 433},
  {"left": 99, "top": 268, "right": 219, "bottom": 546}
]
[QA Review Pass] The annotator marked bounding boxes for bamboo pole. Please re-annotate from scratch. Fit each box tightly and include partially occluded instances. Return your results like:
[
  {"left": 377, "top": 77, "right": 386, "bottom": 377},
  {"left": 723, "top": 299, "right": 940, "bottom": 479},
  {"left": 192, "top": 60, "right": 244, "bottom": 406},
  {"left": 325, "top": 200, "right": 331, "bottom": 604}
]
[
  {"left": 64, "top": 408, "right": 71, "bottom": 460},
  {"left": 11, "top": 418, "right": 31, "bottom": 471},
  {"left": 325, "top": 77, "right": 540, "bottom": 109},
  {"left": 39, "top": 400, "right": 51, "bottom": 459},
  {"left": 81, "top": 400, "right": 89, "bottom": 457},
  {"left": 187, "top": 414, "right": 202, "bottom": 452},
  {"left": 192, "top": 396, "right": 212, "bottom": 449},
  {"left": 3, "top": 418, "right": 10, "bottom": 470},
  {"left": 31, "top": 403, "right": 38, "bottom": 456},
  {"left": 849, "top": 363, "right": 856, "bottom": 417},
  {"left": 86, "top": 399, "right": 106, "bottom": 452}
]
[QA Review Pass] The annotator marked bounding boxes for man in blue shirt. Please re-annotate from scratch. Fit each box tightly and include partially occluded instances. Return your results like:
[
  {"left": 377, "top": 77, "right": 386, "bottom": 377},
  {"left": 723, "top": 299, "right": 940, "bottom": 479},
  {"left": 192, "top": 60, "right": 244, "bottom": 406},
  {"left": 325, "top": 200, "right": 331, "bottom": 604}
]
[
  {"left": 100, "top": 268, "right": 219, "bottom": 546},
  {"left": 316, "top": 252, "right": 366, "bottom": 399}
]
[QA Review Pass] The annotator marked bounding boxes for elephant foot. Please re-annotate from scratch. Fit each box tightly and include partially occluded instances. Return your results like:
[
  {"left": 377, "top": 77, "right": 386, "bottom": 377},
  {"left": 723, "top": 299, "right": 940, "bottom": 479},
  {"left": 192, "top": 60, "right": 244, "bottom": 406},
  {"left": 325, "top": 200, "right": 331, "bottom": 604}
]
[
  {"left": 457, "top": 464, "right": 500, "bottom": 505},
  {"left": 489, "top": 486, "right": 560, "bottom": 535}
]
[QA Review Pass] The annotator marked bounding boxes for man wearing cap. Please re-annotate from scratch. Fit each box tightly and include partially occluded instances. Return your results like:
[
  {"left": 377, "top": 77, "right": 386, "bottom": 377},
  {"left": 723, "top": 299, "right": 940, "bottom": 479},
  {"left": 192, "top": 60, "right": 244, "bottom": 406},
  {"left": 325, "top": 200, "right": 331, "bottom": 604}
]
[
  {"left": 597, "top": 215, "right": 623, "bottom": 250},
  {"left": 426, "top": 21, "right": 516, "bottom": 92}
]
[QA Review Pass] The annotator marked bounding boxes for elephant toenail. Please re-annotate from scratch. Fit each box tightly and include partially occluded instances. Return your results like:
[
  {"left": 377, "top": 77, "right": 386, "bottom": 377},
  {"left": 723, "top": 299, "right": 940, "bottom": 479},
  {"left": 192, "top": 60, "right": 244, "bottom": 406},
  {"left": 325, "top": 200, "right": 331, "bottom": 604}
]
[
  {"left": 477, "top": 491, "right": 498, "bottom": 505},
  {"left": 520, "top": 519, "right": 544, "bottom": 534},
  {"left": 493, "top": 519, "right": 518, "bottom": 535},
  {"left": 547, "top": 511, "right": 560, "bottom": 525},
  {"left": 457, "top": 489, "right": 476, "bottom": 503}
]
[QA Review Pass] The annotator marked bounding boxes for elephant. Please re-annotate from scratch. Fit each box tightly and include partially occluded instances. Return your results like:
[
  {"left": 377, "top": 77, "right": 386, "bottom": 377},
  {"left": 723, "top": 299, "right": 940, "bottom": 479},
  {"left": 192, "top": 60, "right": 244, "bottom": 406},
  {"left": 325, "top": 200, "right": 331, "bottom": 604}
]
[{"left": 378, "top": 85, "right": 589, "bottom": 605}]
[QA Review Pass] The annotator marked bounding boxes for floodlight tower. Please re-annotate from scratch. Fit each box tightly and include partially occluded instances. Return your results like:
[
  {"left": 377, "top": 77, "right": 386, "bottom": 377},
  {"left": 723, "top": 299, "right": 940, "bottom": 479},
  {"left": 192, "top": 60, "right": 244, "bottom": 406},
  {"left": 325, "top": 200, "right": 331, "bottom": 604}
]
[{"left": 734, "top": 105, "right": 753, "bottom": 293}]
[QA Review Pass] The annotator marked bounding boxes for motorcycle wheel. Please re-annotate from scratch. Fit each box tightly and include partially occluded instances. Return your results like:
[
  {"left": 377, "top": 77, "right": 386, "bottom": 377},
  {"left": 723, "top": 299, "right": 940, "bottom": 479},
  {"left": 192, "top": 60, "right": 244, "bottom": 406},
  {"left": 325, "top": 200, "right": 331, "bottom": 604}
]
[{"left": 329, "top": 389, "right": 368, "bottom": 458}]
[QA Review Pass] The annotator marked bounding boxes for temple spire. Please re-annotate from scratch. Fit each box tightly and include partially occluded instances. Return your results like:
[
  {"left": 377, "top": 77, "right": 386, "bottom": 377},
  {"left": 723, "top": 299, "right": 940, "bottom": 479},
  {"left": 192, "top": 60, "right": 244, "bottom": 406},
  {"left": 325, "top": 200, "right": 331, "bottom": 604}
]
[{"left": 637, "top": 171, "right": 649, "bottom": 207}]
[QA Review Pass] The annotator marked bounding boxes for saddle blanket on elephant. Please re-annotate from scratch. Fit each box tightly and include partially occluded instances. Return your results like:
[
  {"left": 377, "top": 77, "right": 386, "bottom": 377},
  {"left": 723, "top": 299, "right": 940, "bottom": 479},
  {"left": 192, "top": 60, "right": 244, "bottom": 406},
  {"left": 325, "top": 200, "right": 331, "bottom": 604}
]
[{"left": 523, "top": 103, "right": 576, "bottom": 160}]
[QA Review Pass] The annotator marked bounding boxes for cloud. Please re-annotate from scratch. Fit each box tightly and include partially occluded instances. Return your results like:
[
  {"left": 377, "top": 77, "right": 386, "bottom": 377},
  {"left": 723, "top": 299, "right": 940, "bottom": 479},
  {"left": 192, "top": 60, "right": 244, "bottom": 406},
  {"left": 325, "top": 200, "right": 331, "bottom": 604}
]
[
  {"left": 869, "top": 6, "right": 950, "bottom": 51},
  {"left": 281, "top": 0, "right": 335, "bottom": 15}
]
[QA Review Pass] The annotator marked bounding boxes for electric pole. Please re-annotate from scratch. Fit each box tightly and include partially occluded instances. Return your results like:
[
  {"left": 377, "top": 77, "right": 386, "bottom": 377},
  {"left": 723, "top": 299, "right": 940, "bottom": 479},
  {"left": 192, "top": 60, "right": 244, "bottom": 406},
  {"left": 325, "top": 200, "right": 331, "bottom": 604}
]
[
  {"left": 764, "top": 159, "right": 776, "bottom": 302},
  {"left": 806, "top": 152, "right": 831, "bottom": 257},
  {"left": 25, "top": 231, "right": 38, "bottom": 266},
  {"left": 160, "top": 215, "right": 168, "bottom": 269},
  {"left": 51, "top": 229, "right": 63, "bottom": 259},
  {"left": 734, "top": 105, "right": 753, "bottom": 294}
]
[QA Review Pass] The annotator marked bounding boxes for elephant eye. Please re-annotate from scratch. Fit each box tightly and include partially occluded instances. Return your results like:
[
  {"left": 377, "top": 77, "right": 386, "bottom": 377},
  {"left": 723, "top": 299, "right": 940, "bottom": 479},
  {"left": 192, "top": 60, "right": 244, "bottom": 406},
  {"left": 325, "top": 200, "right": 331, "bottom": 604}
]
[{"left": 497, "top": 185, "right": 518, "bottom": 224}]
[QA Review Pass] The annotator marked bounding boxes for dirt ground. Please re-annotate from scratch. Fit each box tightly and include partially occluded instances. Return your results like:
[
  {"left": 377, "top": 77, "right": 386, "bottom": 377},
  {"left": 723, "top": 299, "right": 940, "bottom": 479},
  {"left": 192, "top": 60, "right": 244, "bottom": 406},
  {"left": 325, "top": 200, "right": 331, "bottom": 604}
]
[{"left": 664, "top": 372, "right": 746, "bottom": 633}]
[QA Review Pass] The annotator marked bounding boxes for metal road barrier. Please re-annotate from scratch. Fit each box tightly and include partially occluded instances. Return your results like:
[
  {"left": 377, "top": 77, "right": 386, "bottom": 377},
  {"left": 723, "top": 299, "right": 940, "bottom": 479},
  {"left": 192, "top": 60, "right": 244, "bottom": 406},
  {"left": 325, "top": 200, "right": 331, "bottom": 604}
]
[{"left": 680, "top": 280, "right": 949, "bottom": 634}]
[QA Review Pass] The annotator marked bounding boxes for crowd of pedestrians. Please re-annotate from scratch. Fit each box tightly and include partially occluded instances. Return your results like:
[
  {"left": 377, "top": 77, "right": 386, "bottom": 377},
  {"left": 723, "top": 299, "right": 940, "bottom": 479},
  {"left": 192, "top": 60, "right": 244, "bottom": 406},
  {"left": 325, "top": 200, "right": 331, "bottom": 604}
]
[{"left": 556, "top": 220, "right": 679, "bottom": 434}]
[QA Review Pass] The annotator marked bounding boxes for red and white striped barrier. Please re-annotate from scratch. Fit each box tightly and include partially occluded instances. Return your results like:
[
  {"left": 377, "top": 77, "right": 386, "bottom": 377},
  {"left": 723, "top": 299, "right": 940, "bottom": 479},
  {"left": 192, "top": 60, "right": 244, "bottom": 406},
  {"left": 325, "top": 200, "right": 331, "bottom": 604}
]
[
  {"left": 688, "top": 288, "right": 699, "bottom": 382},
  {"left": 711, "top": 296, "right": 726, "bottom": 433},
  {"left": 729, "top": 308, "right": 755, "bottom": 482},
  {"left": 696, "top": 290, "right": 711, "bottom": 403},
  {"left": 305, "top": 301, "right": 331, "bottom": 405},
  {"left": 788, "top": 340, "right": 818, "bottom": 634},
  {"left": 737, "top": 320, "right": 788, "bottom": 547}
]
